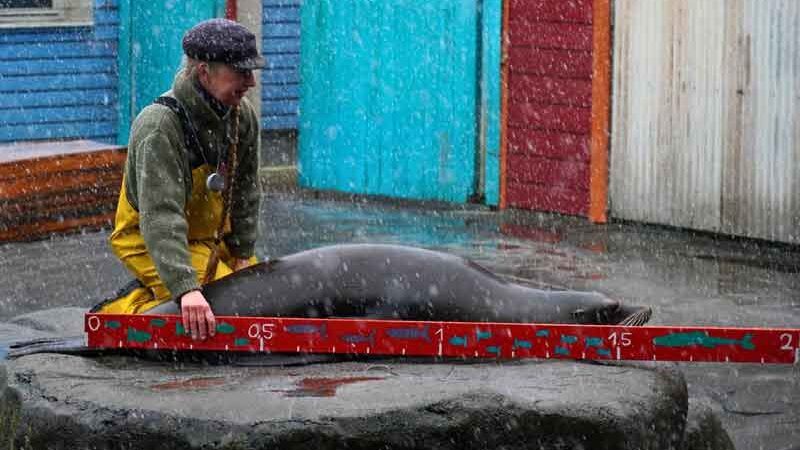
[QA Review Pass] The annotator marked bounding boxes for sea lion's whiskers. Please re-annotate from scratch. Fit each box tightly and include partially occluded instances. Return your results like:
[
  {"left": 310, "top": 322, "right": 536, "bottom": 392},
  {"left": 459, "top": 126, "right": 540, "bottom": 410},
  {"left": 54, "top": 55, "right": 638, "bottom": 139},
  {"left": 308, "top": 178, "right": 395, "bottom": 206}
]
[{"left": 619, "top": 308, "right": 652, "bottom": 327}]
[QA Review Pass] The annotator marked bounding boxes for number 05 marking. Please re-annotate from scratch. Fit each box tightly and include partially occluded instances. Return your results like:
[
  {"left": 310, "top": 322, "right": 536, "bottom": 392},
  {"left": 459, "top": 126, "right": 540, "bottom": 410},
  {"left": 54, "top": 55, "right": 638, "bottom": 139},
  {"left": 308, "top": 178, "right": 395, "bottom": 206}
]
[{"left": 248, "top": 323, "right": 275, "bottom": 340}]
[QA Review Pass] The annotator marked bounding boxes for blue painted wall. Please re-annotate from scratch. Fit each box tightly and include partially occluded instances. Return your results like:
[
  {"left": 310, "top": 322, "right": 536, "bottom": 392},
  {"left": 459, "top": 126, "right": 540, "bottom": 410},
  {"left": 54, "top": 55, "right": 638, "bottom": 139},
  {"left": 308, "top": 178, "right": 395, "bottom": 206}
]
[
  {"left": 0, "top": 0, "right": 119, "bottom": 145},
  {"left": 299, "top": 0, "right": 500, "bottom": 204},
  {"left": 261, "top": 0, "right": 300, "bottom": 130}
]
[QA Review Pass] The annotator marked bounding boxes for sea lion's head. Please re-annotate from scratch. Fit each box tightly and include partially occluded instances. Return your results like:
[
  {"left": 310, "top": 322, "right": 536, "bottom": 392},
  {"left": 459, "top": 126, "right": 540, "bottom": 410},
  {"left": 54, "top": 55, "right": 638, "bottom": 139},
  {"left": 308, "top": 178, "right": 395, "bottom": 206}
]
[{"left": 568, "top": 293, "right": 652, "bottom": 326}]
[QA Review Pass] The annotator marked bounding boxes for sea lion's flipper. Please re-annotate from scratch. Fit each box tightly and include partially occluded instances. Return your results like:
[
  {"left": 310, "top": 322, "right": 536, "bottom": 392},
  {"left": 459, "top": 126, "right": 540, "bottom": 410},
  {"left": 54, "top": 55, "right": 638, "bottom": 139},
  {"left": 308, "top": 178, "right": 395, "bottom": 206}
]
[{"left": 7, "top": 336, "right": 103, "bottom": 358}]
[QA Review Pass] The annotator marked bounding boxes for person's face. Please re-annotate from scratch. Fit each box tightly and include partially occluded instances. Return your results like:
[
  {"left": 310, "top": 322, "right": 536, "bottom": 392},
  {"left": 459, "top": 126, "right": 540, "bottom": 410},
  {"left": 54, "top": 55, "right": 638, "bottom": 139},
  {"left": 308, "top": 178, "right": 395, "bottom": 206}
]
[{"left": 198, "top": 63, "right": 256, "bottom": 107}]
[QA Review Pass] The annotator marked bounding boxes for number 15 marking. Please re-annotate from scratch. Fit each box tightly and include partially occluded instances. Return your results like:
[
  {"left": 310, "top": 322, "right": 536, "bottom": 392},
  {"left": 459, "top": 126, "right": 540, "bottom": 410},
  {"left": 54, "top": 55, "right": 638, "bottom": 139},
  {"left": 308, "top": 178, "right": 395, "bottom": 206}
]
[{"left": 608, "top": 331, "right": 632, "bottom": 347}]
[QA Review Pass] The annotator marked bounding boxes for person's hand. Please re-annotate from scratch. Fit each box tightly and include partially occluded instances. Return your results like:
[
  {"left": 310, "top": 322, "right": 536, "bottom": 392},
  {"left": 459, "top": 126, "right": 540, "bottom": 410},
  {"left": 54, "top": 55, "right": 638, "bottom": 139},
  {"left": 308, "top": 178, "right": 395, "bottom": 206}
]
[
  {"left": 180, "top": 290, "right": 216, "bottom": 341},
  {"left": 232, "top": 258, "right": 252, "bottom": 272}
]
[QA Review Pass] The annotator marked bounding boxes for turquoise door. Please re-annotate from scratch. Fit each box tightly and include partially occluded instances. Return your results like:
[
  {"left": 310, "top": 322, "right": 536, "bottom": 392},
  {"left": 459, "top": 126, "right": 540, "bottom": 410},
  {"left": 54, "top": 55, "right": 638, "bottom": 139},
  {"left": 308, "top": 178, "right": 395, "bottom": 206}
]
[
  {"left": 117, "top": 0, "right": 223, "bottom": 145},
  {"left": 299, "top": 1, "right": 480, "bottom": 203}
]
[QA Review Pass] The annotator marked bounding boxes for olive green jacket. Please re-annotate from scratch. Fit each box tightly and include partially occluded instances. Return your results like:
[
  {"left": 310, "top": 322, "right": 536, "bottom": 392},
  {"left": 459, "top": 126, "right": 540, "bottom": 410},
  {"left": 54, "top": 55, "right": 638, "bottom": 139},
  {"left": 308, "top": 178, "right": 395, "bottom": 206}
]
[{"left": 122, "top": 68, "right": 261, "bottom": 297}]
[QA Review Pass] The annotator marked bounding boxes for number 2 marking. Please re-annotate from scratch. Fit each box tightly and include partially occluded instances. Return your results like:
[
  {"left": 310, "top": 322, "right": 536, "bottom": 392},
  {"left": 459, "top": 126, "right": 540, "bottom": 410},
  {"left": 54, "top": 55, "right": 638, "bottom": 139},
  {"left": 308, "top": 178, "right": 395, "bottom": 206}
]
[{"left": 779, "top": 333, "right": 795, "bottom": 351}]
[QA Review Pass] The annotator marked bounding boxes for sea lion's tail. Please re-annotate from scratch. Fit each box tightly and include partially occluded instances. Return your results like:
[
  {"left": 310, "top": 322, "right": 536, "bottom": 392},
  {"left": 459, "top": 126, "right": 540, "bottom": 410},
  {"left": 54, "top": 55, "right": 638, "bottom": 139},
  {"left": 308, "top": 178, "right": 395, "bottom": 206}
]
[
  {"left": 6, "top": 336, "right": 345, "bottom": 366},
  {"left": 6, "top": 336, "right": 100, "bottom": 358}
]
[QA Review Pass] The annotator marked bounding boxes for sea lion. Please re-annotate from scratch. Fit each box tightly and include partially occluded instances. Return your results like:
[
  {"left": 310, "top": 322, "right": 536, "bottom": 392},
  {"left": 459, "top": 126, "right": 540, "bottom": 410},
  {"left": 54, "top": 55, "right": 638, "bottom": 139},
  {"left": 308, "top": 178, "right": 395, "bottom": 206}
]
[
  {"left": 7, "top": 244, "right": 650, "bottom": 362},
  {"left": 146, "top": 244, "right": 651, "bottom": 326}
]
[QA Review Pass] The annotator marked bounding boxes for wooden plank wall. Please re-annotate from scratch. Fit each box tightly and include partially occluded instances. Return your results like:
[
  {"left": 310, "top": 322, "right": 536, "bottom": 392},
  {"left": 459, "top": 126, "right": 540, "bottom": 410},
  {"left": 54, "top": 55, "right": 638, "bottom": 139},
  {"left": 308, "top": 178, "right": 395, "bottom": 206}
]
[
  {"left": 505, "top": 0, "right": 594, "bottom": 216},
  {"left": 0, "top": 0, "right": 120, "bottom": 145},
  {"left": 0, "top": 140, "right": 125, "bottom": 242},
  {"left": 261, "top": 0, "right": 301, "bottom": 130}
]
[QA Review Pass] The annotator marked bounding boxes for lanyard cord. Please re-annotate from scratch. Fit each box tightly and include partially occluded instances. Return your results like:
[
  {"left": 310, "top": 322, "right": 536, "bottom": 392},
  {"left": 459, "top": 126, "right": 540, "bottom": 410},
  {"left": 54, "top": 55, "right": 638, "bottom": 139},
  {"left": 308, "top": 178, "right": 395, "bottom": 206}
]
[{"left": 202, "top": 105, "right": 240, "bottom": 285}]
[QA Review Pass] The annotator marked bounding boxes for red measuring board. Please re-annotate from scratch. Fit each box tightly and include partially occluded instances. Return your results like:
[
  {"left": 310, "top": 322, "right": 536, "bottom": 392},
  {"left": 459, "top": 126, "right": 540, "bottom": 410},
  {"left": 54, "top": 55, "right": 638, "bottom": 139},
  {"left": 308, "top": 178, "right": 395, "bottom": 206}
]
[{"left": 85, "top": 314, "right": 800, "bottom": 364}]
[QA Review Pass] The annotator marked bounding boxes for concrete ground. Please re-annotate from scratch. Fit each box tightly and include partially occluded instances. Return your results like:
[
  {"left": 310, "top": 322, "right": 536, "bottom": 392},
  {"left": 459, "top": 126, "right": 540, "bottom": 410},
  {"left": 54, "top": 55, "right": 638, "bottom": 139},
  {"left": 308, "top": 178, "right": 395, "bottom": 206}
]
[{"left": 0, "top": 190, "right": 798, "bottom": 449}]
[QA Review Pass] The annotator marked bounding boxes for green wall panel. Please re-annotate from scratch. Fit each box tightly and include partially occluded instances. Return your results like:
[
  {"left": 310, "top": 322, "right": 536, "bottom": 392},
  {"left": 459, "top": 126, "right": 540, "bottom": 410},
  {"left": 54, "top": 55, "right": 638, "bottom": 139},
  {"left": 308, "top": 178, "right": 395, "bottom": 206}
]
[{"left": 117, "top": 0, "right": 222, "bottom": 145}]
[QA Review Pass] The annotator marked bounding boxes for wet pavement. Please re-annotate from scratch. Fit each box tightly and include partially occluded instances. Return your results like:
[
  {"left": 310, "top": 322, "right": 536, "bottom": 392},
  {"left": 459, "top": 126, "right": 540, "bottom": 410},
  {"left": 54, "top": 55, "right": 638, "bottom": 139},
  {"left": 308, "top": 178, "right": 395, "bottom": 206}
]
[{"left": 1, "top": 190, "right": 798, "bottom": 450}]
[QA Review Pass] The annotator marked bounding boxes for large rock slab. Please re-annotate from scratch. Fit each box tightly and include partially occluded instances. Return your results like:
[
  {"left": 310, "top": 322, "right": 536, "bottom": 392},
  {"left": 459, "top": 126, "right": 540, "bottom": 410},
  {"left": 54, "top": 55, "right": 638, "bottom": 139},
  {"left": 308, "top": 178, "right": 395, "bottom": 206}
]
[
  {"left": 0, "top": 308, "right": 731, "bottom": 450},
  {"left": 1, "top": 356, "right": 688, "bottom": 450}
]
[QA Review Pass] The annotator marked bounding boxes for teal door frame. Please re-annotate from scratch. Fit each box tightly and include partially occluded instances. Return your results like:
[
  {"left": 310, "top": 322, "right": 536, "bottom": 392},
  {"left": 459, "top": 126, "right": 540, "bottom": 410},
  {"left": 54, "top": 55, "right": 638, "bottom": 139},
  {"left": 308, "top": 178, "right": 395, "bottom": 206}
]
[
  {"left": 480, "top": 0, "right": 502, "bottom": 206},
  {"left": 116, "top": 0, "right": 225, "bottom": 145}
]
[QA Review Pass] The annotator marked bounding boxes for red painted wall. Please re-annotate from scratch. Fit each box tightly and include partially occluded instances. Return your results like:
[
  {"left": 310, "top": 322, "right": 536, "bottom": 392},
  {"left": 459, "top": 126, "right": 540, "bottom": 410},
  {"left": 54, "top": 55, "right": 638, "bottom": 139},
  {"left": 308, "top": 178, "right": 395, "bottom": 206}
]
[{"left": 506, "top": 0, "right": 594, "bottom": 216}]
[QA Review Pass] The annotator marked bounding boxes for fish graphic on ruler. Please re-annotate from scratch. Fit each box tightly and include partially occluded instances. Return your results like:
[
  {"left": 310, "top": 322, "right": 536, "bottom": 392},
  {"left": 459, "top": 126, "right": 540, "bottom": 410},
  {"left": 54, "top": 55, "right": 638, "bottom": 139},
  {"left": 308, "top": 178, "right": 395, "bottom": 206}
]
[
  {"left": 553, "top": 334, "right": 579, "bottom": 356},
  {"left": 340, "top": 331, "right": 376, "bottom": 345},
  {"left": 486, "top": 346, "right": 502, "bottom": 356},
  {"left": 535, "top": 329, "right": 550, "bottom": 338},
  {"left": 653, "top": 332, "right": 755, "bottom": 350},
  {"left": 476, "top": 330, "right": 492, "bottom": 342},
  {"left": 584, "top": 337, "right": 611, "bottom": 357},
  {"left": 560, "top": 335, "right": 578, "bottom": 344},
  {"left": 449, "top": 335, "right": 468, "bottom": 347},
  {"left": 385, "top": 325, "right": 430, "bottom": 342},
  {"left": 513, "top": 339, "right": 532, "bottom": 350},
  {"left": 127, "top": 327, "right": 151, "bottom": 343},
  {"left": 285, "top": 323, "right": 327, "bottom": 338}
]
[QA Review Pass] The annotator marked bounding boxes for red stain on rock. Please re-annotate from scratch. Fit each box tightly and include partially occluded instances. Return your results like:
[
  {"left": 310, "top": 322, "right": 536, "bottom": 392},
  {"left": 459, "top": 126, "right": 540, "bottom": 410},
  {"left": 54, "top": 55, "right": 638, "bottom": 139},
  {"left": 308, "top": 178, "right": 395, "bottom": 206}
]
[
  {"left": 574, "top": 272, "right": 606, "bottom": 280},
  {"left": 286, "top": 377, "right": 384, "bottom": 397},
  {"left": 501, "top": 223, "right": 563, "bottom": 244},
  {"left": 580, "top": 242, "right": 607, "bottom": 253},
  {"left": 537, "top": 248, "right": 568, "bottom": 257},
  {"left": 495, "top": 242, "right": 523, "bottom": 250},
  {"left": 150, "top": 377, "right": 228, "bottom": 391}
]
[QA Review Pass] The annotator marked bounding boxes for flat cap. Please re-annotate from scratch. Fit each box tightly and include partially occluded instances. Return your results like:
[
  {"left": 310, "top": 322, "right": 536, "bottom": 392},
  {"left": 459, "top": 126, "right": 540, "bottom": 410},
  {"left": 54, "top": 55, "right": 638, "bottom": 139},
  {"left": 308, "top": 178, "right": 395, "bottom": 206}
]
[{"left": 182, "top": 18, "right": 266, "bottom": 70}]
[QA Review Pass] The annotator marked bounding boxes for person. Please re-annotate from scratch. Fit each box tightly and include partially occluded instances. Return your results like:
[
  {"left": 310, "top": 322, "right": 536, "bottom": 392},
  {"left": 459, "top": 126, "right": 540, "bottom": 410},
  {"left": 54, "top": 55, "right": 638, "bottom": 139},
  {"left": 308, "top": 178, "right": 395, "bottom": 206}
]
[{"left": 94, "top": 19, "right": 264, "bottom": 341}]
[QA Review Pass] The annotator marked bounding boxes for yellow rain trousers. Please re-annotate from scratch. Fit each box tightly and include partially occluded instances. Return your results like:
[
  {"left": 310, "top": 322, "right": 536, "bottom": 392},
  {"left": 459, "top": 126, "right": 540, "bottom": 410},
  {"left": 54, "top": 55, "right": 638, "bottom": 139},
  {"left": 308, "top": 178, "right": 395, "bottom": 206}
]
[{"left": 98, "top": 164, "right": 255, "bottom": 314}]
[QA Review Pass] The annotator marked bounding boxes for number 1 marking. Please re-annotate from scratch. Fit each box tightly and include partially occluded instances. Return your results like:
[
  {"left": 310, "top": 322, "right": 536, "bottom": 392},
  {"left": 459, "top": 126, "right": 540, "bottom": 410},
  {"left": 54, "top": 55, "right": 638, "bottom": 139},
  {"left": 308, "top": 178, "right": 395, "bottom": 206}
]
[{"left": 436, "top": 328, "right": 443, "bottom": 356}]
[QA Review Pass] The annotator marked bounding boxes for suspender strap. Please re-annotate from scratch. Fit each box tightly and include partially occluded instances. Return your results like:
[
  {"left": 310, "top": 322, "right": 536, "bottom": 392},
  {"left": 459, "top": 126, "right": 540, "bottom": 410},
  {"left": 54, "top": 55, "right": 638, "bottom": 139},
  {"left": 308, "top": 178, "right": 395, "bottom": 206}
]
[
  {"left": 202, "top": 106, "right": 240, "bottom": 284},
  {"left": 152, "top": 96, "right": 240, "bottom": 286},
  {"left": 153, "top": 96, "right": 204, "bottom": 169}
]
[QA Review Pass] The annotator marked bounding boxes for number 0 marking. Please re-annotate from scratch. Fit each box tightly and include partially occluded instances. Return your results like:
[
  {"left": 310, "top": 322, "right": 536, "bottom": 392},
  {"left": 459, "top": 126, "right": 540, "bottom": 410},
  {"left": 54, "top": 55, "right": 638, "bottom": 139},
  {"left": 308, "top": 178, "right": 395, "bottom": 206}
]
[{"left": 87, "top": 316, "right": 101, "bottom": 332}]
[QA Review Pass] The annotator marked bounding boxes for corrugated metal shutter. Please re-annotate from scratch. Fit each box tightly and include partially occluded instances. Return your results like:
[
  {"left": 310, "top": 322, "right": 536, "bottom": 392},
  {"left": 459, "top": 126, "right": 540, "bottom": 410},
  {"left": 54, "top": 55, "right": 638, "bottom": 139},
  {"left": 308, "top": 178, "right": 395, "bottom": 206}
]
[{"left": 611, "top": 0, "right": 799, "bottom": 243}]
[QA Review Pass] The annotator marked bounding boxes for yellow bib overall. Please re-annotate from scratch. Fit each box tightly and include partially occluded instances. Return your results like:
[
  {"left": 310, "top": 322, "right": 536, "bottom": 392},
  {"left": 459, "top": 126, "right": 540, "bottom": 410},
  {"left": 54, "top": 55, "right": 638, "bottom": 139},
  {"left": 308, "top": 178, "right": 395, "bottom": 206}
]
[{"left": 99, "top": 164, "right": 254, "bottom": 313}]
